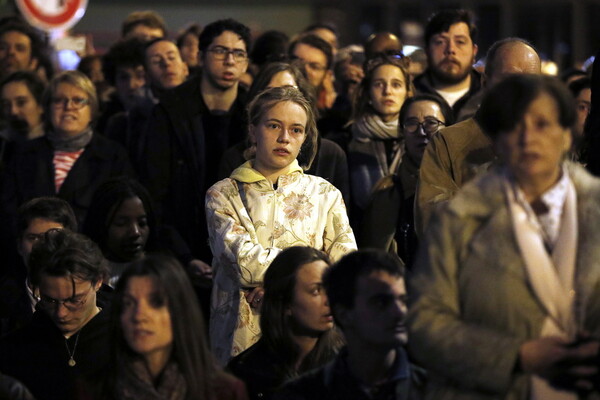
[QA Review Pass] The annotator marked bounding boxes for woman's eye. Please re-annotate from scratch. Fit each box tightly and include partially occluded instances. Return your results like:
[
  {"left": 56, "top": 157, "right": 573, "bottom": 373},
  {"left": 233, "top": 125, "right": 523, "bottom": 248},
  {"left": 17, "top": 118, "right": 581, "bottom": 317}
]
[{"left": 292, "top": 128, "right": 304, "bottom": 135}]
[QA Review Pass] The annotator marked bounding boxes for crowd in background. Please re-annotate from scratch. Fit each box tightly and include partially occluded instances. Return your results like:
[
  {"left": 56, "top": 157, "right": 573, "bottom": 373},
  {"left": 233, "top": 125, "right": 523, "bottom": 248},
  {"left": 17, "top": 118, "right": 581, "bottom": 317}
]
[{"left": 0, "top": 6, "right": 599, "bottom": 400}]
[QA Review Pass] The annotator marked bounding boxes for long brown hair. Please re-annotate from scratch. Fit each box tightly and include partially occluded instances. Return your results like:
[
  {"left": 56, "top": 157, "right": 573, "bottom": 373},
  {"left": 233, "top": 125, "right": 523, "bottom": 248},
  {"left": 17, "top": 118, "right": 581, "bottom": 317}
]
[{"left": 260, "top": 246, "right": 343, "bottom": 378}]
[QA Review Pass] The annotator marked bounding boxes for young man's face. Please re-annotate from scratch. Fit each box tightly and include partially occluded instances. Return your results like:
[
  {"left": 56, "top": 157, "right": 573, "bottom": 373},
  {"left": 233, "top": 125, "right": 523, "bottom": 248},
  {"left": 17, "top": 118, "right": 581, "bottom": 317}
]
[
  {"left": 18, "top": 218, "right": 64, "bottom": 267},
  {"left": 291, "top": 43, "right": 328, "bottom": 90},
  {"left": 145, "top": 40, "right": 188, "bottom": 90},
  {"left": 343, "top": 270, "right": 408, "bottom": 348},
  {"left": 426, "top": 22, "right": 477, "bottom": 85},
  {"left": 200, "top": 30, "right": 248, "bottom": 91},
  {"left": 0, "top": 30, "right": 37, "bottom": 76},
  {"left": 115, "top": 65, "right": 146, "bottom": 110}
]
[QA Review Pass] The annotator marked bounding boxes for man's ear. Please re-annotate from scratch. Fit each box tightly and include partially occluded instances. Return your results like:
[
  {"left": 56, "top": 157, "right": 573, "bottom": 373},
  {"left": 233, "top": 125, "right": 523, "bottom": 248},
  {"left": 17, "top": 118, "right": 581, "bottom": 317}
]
[{"left": 472, "top": 44, "right": 479, "bottom": 62}]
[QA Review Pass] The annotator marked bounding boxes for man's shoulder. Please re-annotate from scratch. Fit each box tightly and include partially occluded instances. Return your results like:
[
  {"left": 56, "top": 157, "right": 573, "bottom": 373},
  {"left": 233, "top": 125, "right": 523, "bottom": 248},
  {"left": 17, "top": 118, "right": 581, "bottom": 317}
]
[{"left": 433, "top": 118, "right": 489, "bottom": 154}]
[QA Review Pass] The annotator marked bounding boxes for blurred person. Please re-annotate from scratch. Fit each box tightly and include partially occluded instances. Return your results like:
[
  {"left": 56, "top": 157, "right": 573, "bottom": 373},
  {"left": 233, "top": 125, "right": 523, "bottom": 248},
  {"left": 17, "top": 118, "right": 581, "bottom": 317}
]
[
  {"left": 0, "top": 373, "right": 35, "bottom": 400},
  {"left": 177, "top": 24, "right": 202, "bottom": 70},
  {"left": 0, "top": 19, "right": 43, "bottom": 79},
  {"left": 416, "top": 37, "right": 541, "bottom": 236},
  {"left": 0, "top": 71, "right": 44, "bottom": 144},
  {"left": 121, "top": 10, "right": 167, "bottom": 41},
  {"left": 0, "top": 229, "right": 111, "bottom": 400},
  {"left": 1, "top": 71, "right": 134, "bottom": 228},
  {"left": 0, "top": 197, "right": 77, "bottom": 336},
  {"left": 277, "top": 249, "right": 423, "bottom": 400},
  {"left": 303, "top": 23, "right": 339, "bottom": 51},
  {"left": 142, "top": 18, "right": 251, "bottom": 267},
  {"left": 360, "top": 94, "right": 453, "bottom": 268},
  {"left": 347, "top": 54, "right": 413, "bottom": 229},
  {"left": 206, "top": 86, "right": 356, "bottom": 364},
  {"left": 407, "top": 48, "right": 428, "bottom": 79},
  {"left": 410, "top": 73, "right": 600, "bottom": 399},
  {"left": 218, "top": 61, "right": 350, "bottom": 204},
  {"left": 560, "top": 68, "right": 588, "bottom": 85},
  {"left": 413, "top": 9, "right": 481, "bottom": 121},
  {"left": 568, "top": 76, "right": 591, "bottom": 160},
  {"left": 228, "top": 246, "right": 342, "bottom": 400},
  {"left": 94, "top": 255, "right": 247, "bottom": 399},
  {"left": 249, "top": 30, "right": 289, "bottom": 73},
  {"left": 364, "top": 32, "right": 403, "bottom": 60},
  {"left": 289, "top": 34, "right": 336, "bottom": 110}
]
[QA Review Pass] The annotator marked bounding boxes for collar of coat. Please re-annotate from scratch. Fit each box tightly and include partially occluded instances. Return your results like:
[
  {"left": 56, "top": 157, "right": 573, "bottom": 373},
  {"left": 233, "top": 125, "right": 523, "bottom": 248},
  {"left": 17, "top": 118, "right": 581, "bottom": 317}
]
[{"left": 230, "top": 159, "right": 304, "bottom": 184}]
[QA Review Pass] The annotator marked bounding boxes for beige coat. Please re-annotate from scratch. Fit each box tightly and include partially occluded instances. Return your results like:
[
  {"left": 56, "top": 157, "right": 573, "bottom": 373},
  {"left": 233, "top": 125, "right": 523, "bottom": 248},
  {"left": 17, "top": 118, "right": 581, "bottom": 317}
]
[{"left": 408, "top": 163, "right": 600, "bottom": 400}]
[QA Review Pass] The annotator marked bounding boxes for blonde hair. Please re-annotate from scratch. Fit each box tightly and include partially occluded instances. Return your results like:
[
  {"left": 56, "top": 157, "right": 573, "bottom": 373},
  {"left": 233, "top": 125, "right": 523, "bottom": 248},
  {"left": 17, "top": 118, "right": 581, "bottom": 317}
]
[{"left": 43, "top": 70, "right": 99, "bottom": 125}]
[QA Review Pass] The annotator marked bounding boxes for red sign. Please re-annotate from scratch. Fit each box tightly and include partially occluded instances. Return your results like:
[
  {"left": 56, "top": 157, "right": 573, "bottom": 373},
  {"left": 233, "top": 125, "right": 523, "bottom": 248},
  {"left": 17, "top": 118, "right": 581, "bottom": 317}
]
[{"left": 16, "top": 0, "right": 88, "bottom": 31}]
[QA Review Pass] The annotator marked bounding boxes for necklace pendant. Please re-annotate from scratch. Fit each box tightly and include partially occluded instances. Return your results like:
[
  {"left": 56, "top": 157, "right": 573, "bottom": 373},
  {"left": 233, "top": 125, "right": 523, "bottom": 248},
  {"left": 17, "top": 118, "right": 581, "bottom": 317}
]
[{"left": 68, "top": 357, "right": 76, "bottom": 367}]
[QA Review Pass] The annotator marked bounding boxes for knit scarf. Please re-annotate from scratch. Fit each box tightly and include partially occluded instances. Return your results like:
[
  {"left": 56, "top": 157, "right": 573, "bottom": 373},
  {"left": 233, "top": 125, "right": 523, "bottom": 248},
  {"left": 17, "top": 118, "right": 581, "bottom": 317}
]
[
  {"left": 115, "top": 358, "right": 187, "bottom": 400},
  {"left": 351, "top": 114, "right": 400, "bottom": 143},
  {"left": 46, "top": 126, "right": 93, "bottom": 152}
]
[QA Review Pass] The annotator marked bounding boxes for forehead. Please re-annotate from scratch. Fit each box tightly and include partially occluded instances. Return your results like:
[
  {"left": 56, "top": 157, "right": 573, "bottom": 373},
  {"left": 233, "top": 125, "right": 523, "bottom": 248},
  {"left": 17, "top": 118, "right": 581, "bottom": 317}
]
[
  {"left": 0, "top": 30, "right": 31, "bottom": 45},
  {"left": 210, "top": 30, "right": 246, "bottom": 50},
  {"left": 293, "top": 43, "right": 326, "bottom": 63},
  {"left": 261, "top": 100, "right": 307, "bottom": 123},
  {"left": 39, "top": 275, "right": 89, "bottom": 296},
  {"left": 372, "top": 64, "right": 404, "bottom": 80},
  {"left": 296, "top": 260, "right": 328, "bottom": 284},
  {"left": 2, "top": 80, "right": 32, "bottom": 97},
  {"left": 406, "top": 100, "right": 444, "bottom": 119},
  {"left": 54, "top": 82, "right": 86, "bottom": 96},
  {"left": 494, "top": 45, "right": 540, "bottom": 75},
  {"left": 431, "top": 22, "right": 472, "bottom": 39},
  {"left": 24, "top": 218, "right": 63, "bottom": 234},
  {"left": 355, "top": 270, "right": 405, "bottom": 300},
  {"left": 124, "top": 275, "right": 158, "bottom": 296},
  {"left": 147, "top": 40, "right": 179, "bottom": 57}
]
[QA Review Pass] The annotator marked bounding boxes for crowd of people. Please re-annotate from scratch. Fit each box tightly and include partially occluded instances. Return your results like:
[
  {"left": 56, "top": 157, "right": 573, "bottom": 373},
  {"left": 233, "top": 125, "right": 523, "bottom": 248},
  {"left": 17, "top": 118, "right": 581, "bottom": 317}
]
[{"left": 0, "top": 6, "right": 599, "bottom": 400}]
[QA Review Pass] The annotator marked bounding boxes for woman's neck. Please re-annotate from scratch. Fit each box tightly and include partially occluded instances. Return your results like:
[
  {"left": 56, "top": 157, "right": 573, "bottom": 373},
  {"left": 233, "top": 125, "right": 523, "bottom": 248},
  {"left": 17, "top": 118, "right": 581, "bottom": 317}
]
[
  {"left": 252, "top": 161, "right": 292, "bottom": 186},
  {"left": 516, "top": 167, "right": 562, "bottom": 205},
  {"left": 292, "top": 334, "right": 319, "bottom": 370},
  {"left": 144, "top": 348, "right": 172, "bottom": 380}
]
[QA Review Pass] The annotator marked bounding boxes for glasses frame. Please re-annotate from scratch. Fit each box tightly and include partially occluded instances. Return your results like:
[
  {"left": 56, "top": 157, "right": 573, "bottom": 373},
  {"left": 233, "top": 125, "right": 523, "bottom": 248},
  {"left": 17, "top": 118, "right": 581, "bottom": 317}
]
[
  {"left": 403, "top": 118, "right": 445, "bottom": 135},
  {"left": 38, "top": 283, "right": 95, "bottom": 311},
  {"left": 50, "top": 96, "right": 90, "bottom": 110},
  {"left": 207, "top": 45, "right": 248, "bottom": 63}
]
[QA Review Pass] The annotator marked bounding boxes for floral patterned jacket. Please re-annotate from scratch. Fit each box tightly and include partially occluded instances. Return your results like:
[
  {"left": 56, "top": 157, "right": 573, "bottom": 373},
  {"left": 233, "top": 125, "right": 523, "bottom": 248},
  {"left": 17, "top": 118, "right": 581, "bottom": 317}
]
[{"left": 206, "top": 160, "right": 356, "bottom": 365}]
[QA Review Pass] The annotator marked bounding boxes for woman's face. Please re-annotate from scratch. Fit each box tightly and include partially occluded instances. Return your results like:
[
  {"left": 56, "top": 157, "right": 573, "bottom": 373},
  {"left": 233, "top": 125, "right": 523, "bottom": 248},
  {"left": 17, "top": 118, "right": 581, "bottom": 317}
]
[
  {"left": 369, "top": 64, "right": 408, "bottom": 122},
  {"left": 497, "top": 92, "right": 572, "bottom": 188},
  {"left": 1, "top": 81, "right": 43, "bottom": 134},
  {"left": 250, "top": 100, "right": 307, "bottom": 179},
  {"left": 106, "top": 197, "right": 149, "bottom": 263},
  {"left": 267, "top": 70, "right": 297, "bottom": 88},
  {"left": 121, "top": 276, "right": 173, "bottom": 365},
  {"left": 287, "top": 260, "right": 333, "bottom": 335},
  {"left": 50, "top": 82, "right": 92, "bottom": 137},
  {"left": 403, "top": 100, "right": 446, "bottom": 165},
  {"left": 179, "top": 33, "right": 199, "bottom": 67}
]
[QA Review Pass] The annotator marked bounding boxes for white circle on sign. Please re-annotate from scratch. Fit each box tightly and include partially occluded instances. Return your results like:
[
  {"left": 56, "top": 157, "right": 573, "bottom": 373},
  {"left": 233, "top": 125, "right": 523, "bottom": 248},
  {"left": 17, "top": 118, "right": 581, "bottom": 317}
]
[{"left": 31, "top": 0, "right": 66, "bottom": 16}]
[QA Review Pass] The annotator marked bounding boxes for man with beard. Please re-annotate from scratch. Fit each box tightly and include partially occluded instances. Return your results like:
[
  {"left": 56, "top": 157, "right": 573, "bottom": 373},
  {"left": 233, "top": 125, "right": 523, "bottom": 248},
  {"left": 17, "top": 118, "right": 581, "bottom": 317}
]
[
  {"left": 413, "top": 9, "right": 481, "bottom": 122},
  {"left": 0, "top": 19, "right": 43, "bottom": 80}
]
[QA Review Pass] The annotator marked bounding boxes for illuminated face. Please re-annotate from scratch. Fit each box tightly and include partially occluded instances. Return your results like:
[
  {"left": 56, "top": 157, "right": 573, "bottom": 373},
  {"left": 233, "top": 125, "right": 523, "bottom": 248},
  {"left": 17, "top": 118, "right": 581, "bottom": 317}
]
[
  {"left": 38, "top": 275, "right": 100, "bottom": 338},
  {"left": 179, "top": 33, "right": 199, "bottom": 67},
  {"left": 291, "top": 43, "right": 328, "bottom": 89},
  {"left": 121, "top": 276, "right": 173, "bottom": 365},
  {"left": 50, "top": 83, "right": 92, "bottom": 137},
  {"left": 0, "top": 30, "right": 36, "bottom": 76},
  {"left": 369, "top": 64, "right": 409, "bottom": 122},
  {"left": 249, "top": 101, "right": 307, "bottom": 181},
  {"left": 497, "top": 92, "right": 572, "bottom": 190},
  {"left": 267, "top": 70, "right": 297, "bottom": 88},
  {"left": 427, "top": 22, "right": 477, "bottom": 85},
  {"left": 18, "top": 218, "right": 63, "bottom": 267},
  {"left": 403, "top": 100, "right": 446, "bottom": 164},
  {"left": 145, "top": 40, "right": 188, "bottom": 90},
  {"left": 115, "top": 65, "right": 146, "bottom": 110},
  {"left": 200, "top": 30, "right": 248, "bottom": 91},
  {"left": 106, "top": 197, "right": 150, "bottom": 263},
  {"left": 287, "top": 260, "right": 333, "bottom": 335},
  {"left": 342, "top": 270, "right": 408, "bottom": 347},
  {"left": 574, "top": 87, "right": 591, "bottom": 139},
  {"left": 1, "top": 80, "right": 43, "bottom": 135}
]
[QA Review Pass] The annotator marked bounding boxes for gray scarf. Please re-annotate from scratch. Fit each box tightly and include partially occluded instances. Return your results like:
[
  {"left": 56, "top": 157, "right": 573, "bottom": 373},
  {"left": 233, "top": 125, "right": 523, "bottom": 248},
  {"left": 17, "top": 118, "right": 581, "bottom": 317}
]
[
  {"left": 46, "top": 126, "right": 93, "bottom": 152},
  {"left": 351, "top": 114, "right": 400, "bottom": 142}
]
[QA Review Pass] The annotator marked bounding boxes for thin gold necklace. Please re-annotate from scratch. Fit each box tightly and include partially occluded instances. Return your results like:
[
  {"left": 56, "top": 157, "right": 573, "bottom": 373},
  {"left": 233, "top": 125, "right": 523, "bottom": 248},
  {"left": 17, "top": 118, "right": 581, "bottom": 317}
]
[{"left": 64, "top": 331, "right": 81, "bottom": 367}]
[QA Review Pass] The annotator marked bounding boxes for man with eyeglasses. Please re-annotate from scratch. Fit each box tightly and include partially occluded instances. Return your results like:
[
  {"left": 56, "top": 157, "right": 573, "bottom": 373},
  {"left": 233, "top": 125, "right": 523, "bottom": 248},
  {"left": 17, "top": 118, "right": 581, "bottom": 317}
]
[
  {"left": 142, "top": 18, "right": 251, "bottom": 274},
  {"left": 0, "top": 229, "right": 111, "bottom": 400},
  {"left": 416, "top": 38, "right": 541, "bottom": 236}
]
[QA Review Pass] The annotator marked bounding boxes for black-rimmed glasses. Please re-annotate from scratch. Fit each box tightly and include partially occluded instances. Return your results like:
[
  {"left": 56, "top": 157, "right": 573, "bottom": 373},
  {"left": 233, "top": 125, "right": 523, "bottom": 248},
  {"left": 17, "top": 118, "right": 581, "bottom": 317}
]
[
  {"left": 403, "top": 118, "right": 445, "bottom": 135},
  {"left": 38, "top": 283, "right": 94, "bottom": 311},
  {"left": 208, "top": 46, "right": 248, "bottom": 62}
]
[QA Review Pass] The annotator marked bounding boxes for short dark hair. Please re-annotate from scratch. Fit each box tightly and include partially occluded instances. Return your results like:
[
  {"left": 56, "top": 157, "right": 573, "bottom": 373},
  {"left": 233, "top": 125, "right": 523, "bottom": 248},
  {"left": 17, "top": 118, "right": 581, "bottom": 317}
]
[
  {"left": 0, "top": 18, "right": 44, "bottom": 65},
  {"left": 28, "top": 229, "right": 108, "bottom": 287},
  {"left": 479, "top": 74, "right": 576, "bottom": 141},
  {"left": 425, "top": 9, "right": 477, "bottom": 47},
  {"left": 102, "top": 38, "right": 146, "bottom": 86},
  {"left": 0, "top": 70, "right": 45, "bottom": 105},
  {"left": 199, "top": 18, "right": 251, "bottom": 55},
  {"left": 323, "top": 249, "right": 404, "bottom": 325},
  {"left": 121, "top": 10, "right": 167, "bottom": 38},
  {"left": 288, "top": 34, "right": 334, "bottom": 70},
  {"left": 399, "top": 93, "right": 455, "bottom": 129},
  {"left": 16, "top": 197, "right": 78, "bottom": 239},
  {"left": 176, "top": 24, "right": 202, "bottom": 49},
  {"left": 484, "top": 37, "right": 538, "bottom": 80},
  {"left": 568, "top": 76, "right": 591, "bottom": 99},
  {"left": 250, "top": 30, "right": 290, "bottom": 68}
]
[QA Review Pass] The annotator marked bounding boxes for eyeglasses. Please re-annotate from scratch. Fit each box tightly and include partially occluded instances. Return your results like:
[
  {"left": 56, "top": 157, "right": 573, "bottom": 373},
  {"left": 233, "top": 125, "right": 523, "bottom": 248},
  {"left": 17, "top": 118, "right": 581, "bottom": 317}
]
[
  {"left": 291, "top": 57, "right": 327, "bottom": 72},
  {"left": 403, "top": 118, "right": 445, "bottom": 135},
  {"left": 208, "top": 46, "right": 248, "bottom": 62},
  {"left": 38, "top": 283, "right": 94, "bottom": 311},
  {"left": 51, "top": 97, "right": 90, "bottom": 110}
]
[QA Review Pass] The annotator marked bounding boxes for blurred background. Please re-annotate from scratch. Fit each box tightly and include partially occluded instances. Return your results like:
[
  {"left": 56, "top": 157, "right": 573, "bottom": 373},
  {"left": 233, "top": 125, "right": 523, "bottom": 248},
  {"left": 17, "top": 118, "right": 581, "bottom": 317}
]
[{"left": 1, "top": 0, "right": 599, "bottom": 72}]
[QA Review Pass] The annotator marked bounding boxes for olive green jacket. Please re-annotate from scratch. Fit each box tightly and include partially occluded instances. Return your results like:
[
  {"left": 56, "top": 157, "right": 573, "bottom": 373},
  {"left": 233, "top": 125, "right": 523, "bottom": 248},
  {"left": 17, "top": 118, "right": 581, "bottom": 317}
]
[{"left": 408, "top": 163, "right": 600, "bottom": 400}]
